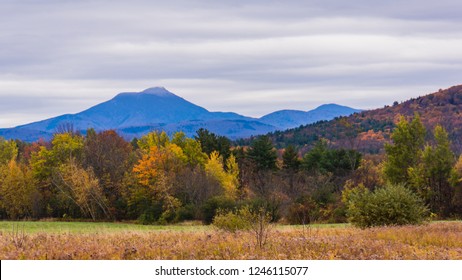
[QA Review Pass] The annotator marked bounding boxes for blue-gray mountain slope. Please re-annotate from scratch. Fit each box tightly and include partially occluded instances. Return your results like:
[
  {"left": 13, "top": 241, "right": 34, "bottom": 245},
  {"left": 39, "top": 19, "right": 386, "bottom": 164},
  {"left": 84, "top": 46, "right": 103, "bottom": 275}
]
[
  {"left": 259, "top": 104, "right": 361, "bottom": 129},
  {"left": 0, "top": 87, "right": 360, "bottom": 141}
]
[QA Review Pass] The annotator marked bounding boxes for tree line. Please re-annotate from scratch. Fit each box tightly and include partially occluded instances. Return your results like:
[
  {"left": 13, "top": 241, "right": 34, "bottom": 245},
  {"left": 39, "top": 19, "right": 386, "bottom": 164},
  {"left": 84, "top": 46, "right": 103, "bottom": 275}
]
[{"left": 1, "top": 115, "right": 461, "bottom": 225}]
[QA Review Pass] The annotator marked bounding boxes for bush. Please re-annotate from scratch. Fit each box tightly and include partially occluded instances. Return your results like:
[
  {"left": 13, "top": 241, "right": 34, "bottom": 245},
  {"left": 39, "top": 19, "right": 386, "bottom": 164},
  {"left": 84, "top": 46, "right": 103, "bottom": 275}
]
[
  {"left": 213, "top": 206, "right": 273, "bottom": 248},
  {"left": 212, "top": 209, "right": 251, "bottom": 232},
  {"left": 174, "top": 204, "right": 195, "bottom": 222},
  {"left": 245, "top": 197, "right": 282, "bottom": 222},
  {"left": 201, "top": 196, "right": 236, "bottom": 224},
  {"left": 343, "top": 183, "right": 429, "bottom": 228},
  {"left": 137, "top": 212, "right": 156, "bottom": 225},
  {"left": 241, "top": 206, "right": 273, "bottom": 248}
]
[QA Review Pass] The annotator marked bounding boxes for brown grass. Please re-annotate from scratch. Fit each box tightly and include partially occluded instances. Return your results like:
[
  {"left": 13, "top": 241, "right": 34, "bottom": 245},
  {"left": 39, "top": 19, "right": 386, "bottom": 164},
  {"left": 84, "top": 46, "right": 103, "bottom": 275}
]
[{"left": 1, "top": 222, "right": 461, "bottom": 260}]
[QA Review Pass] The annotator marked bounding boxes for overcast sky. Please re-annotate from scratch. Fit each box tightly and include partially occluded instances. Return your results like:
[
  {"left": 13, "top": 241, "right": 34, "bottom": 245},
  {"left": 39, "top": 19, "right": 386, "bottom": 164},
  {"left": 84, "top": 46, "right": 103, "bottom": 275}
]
[{"left": 1, "top": 0, "right": 462, "bottom": 128}]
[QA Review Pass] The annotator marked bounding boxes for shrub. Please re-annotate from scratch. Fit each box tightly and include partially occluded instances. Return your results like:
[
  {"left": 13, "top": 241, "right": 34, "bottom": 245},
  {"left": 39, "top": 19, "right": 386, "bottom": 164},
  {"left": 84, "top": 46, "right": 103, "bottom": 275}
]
[
  {"left": 212, "top": 206, "right": 273, "bottom": 248},
  {"left": 343, "top": 183, "right": 429, "bottom": 228},
  {"left": 137, "top": 212, "right": 156, "bottom": 225},
  {"left": 212, "top": 209, "right": 250, "bottom": 233},
  {"left": 246, "top": 197, "right": 282, "bottom": 222},
  {"left": 201, "top": 196, "right": 236, "bottom": 224},
  {"left": 240, "top": 206, "right": 273, "bottom": 248},
  {"left": 286, "top": 196, "right": 319, "bottom": 225},
  {"left": 174, "top": 204, "right": 195, "bottom": 222}
]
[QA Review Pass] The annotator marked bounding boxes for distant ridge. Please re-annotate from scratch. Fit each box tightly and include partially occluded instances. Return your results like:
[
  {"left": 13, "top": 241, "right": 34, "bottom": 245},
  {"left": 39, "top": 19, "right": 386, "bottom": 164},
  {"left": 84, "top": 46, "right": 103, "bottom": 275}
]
[
  {"left": 265, "top": 84, "right": 462, "bottom": 155},
  {"left": 0, "top": 87, "right": 360, "bottom": 141},
  {"left": 259, "top": 103, "right": 361, "bottom": 129}
]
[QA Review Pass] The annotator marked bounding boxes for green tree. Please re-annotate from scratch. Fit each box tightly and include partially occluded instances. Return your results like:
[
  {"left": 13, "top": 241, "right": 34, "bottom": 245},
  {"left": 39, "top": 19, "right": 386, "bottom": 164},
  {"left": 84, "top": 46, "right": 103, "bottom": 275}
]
[
  {"left": 246, "top": 135, "right": 277, "bottom": 171},
  {"left": 195, "top": 128, "right": 231, "bottom": 162},
  {"left": 49, "top": 133, "right": 84, "bottom": 163},
  {"left": 383, "top": 114, "right": 426, "bottom": 184},
  {"left": 282, "top": 145, "right": 300, "bottom": 171},
  {"left": 30, "top": 133, "right": 85, "bottom": 218},
  {"left": 281, "top": 145, "right": 301, "bottom": 198},
  {"left": 409, "top": 125, "right": 456, "bottom": 217},
  {"left": 137, "top": 131, "right": 170, "bottom": 152},
  {"left": 245, "top": 137, "right": 281, "bottom": 219},
  {"left": 301, "top": 140, "right": 361, "bottom": 175},
  {"left": 301, "top": 140, "right": 329, "bottom": 173},
  {"left": 172, "top": 132, "right": 208, "bottom": 167}
]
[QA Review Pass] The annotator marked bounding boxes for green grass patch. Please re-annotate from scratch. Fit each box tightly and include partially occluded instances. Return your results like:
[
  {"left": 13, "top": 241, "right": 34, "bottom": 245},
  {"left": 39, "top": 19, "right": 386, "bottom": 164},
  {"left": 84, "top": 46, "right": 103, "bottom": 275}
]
[
  {"left": 0, "top": 220, "right": 352, "bottom": 234},
  {"left": 0, "top": 221, "right": 210, "bottom": 234},
  {"left": 6, "top": 220, "right": 455, "bottom": 235}
]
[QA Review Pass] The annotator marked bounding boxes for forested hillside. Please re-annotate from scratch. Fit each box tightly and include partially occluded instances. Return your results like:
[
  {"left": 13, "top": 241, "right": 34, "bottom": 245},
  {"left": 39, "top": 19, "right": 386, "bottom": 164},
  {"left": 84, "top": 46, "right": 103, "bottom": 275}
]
[{"left": 253, "top": 85, "right": 462, "bottom": 155}]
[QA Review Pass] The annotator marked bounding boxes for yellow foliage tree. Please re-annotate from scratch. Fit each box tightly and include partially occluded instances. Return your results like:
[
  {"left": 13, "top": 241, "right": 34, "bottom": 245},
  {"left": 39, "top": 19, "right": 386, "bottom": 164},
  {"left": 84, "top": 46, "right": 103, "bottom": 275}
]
[
  {"left": 137, "top": 131, "right": 170, "bottom": 152},
  {"left": 53, "top": 159, "right": 110, "bottom": 220},
  {"left": 0, "top": 160, "right": 35, "bottom": 219},
  {"left": 205, "top": 151, "right": 239, "bottom": 199},
  {"left": 0, "top": 137, "right": 18, "bottom": 165},
  {"left": 132, "top": 144, "right": 182, "bottom": 221}
]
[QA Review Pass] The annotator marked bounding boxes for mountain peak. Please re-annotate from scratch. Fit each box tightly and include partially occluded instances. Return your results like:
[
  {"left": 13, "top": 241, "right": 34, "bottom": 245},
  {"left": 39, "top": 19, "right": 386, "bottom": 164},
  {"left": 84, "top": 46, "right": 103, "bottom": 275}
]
[
  {"left": 314, "top": 103, "right": 344, "bottom": 110},
  {"left": 0, "top": 86, "right": 362, "bottom": 142},
  {"left": 114, "top": 87, "right": 177, "bottom": 99},
  {"left": 141, "top": 87, "right": 175, "bottom": 96}
]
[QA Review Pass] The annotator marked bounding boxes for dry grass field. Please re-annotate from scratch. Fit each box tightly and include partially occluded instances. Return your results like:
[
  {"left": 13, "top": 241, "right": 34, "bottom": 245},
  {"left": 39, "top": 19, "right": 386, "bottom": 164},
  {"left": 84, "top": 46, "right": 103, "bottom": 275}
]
[{"left": 0, "top": 221, "right": 461, "bottom": 260}]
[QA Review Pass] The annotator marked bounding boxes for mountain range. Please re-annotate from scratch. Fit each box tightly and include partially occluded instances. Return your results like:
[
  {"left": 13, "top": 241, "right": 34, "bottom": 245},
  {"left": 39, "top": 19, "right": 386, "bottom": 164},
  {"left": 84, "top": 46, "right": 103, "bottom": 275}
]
[
  {"left": 264, "top": 84, "right": 462, "bottom": 155},
  {"left": 0, "top": 87, "right": 360, "bottom": 142}
]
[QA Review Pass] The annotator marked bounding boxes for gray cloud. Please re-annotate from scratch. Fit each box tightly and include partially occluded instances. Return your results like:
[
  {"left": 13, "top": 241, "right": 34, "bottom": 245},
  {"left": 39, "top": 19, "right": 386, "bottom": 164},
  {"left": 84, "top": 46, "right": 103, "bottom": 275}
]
[{"left": 1, "top": 0, "right": 462, "bottom": 127}]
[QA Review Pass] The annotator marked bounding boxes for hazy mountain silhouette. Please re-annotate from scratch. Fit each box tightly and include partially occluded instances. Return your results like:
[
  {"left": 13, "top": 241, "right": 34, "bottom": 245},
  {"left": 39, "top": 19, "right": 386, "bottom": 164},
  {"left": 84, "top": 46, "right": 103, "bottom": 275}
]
[
  {"left": 259, "top": 104, "right": 361, "bottom": 129},
  {"left": 0, "top": 87, "right": 359, "bottom": 141}
]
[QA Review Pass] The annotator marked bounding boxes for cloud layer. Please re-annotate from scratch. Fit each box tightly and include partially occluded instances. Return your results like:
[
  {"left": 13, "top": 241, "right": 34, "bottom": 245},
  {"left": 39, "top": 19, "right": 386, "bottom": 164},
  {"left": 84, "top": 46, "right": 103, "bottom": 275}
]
[{"left": 1, "top": 0, "right": 462, "bottom": 127}]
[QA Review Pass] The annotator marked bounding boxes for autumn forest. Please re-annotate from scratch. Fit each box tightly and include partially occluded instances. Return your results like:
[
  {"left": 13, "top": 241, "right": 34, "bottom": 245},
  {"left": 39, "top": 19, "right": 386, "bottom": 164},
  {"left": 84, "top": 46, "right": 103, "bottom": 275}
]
[{"left": 1, "top": 110, "right": 462, "bottom": 227}]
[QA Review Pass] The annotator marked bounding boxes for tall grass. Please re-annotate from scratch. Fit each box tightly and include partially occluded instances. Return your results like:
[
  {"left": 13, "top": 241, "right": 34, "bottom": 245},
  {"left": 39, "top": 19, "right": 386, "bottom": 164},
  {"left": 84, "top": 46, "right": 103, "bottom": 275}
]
[{"left": 0, "top": 221, "right": 460, "bottom": 260}]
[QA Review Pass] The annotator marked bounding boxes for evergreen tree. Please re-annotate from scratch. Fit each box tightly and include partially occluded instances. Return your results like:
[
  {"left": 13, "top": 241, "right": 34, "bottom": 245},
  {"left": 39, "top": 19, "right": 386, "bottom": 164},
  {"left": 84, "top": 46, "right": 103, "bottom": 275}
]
[
  {"left": 383, "top": 114, "right": 426, "bottom": 184},
  {"left": 246, "top": 135, "right": 277, "bottom": 171},
  {"left": 301, "top": 140, "right": 361, "bottom": 175},
  {"left": 301, "top": 140, "right": 329, "bottom": 172},
  {"left": 282, "top": 145, "right": 300, "bottom": 171},
  {"left": 195, "top": 128, "right": 231, "bottom": 162}
]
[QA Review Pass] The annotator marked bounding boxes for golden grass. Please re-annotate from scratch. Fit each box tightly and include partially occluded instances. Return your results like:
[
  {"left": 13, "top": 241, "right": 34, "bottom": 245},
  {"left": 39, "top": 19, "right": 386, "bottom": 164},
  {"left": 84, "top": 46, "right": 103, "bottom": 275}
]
[{"left": 0, "top": 222, "right": 461, "bottom": 260}]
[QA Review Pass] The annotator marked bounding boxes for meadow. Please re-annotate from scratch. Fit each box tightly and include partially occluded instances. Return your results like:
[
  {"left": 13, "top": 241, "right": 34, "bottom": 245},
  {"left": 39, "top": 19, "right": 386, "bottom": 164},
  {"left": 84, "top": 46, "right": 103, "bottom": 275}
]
[{"left": 0, "top": 221, "right": 461, "bottom": 260}]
